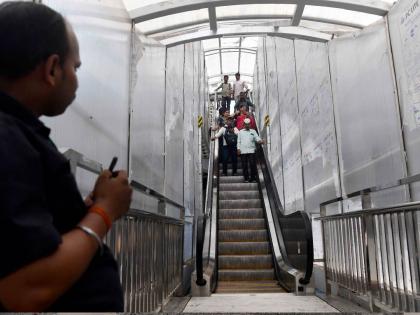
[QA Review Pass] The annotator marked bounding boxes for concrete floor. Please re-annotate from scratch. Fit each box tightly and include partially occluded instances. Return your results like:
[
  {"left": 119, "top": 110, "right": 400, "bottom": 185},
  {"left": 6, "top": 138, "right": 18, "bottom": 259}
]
[{"left": 183, "top": 293, "right": 340, "bottom": 313}]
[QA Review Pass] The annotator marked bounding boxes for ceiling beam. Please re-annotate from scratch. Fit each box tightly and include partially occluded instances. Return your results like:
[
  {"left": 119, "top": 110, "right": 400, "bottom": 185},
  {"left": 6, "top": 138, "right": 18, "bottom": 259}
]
[
  {"left": 291, "top": 2, "right": 305, "bottom": 26},
  {"left": 205, "top": 47, "right": 257, "bottom": 54},
  {"left": 208, "top": 6, "right": 218, "bottom": 31},
  {"left": 218, "top": 38, "right": 223, "bottom": 78},
  {"left": 143, "top": 14, "right": 362, "bottom": 37},
  {"left": 208, "top": 72, "right": 254, "bottom": 79},
  {"left": 130, "top": 0, "right": 390, "bottom": 23},
  {"left": 237, "top": 37, "right": 242, "bottom": 74},
  {"left": 162, "top": 26, "right": 332, "bottom": 47}
]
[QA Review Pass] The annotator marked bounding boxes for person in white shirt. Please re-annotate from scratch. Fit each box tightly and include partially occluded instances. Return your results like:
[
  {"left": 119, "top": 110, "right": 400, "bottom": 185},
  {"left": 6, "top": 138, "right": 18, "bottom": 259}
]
[
  {"left": 215, "top": 75, "right": 232, "bottom": 111},
  {"left": 232, "top": 72, "right": 249, "bottom": 104},
  {"left": 211, "top": 116, "right": 239, "bottom": 176},
  {"left": 237, "top": 118, "right": 264, "bottom": 182}
]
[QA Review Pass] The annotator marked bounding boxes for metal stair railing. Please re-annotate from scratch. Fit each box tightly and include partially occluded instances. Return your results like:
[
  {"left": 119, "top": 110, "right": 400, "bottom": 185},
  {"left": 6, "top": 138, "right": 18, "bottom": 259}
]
[
  {"left": 61, "top": 148, "right": 185, "bottom": 312},
  {"left": 317, "top": 203, "right": 420, "bottom": 312}
]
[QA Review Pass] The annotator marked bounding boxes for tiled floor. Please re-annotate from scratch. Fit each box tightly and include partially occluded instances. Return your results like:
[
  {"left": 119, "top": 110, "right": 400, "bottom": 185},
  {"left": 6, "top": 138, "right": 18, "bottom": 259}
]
[{"left": 183, "top": 293, "right": 340, "bottom": 313}]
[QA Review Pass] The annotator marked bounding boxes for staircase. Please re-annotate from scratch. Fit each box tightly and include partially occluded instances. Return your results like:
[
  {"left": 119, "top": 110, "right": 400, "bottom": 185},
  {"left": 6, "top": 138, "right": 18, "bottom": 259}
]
[{"left": 217, "top": 162, "right": 285, "bottom": 293}]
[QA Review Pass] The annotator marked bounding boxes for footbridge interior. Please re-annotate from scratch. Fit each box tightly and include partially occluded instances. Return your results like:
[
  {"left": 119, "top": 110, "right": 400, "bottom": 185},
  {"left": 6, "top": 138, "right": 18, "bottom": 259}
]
[{"left": 4, "top": 0, "right": 420, "bottom": 313}]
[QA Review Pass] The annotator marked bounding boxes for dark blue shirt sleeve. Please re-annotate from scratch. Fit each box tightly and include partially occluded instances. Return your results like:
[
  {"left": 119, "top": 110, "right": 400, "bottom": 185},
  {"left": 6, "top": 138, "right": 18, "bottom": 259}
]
[{"left": 0, "top": 121, "right": 62, "bottom": 278}]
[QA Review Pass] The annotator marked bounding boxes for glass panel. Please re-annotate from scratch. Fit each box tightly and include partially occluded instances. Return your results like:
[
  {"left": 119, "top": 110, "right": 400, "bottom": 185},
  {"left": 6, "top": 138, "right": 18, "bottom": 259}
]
[
  {"left": 205, "top": 54, "right": 220, "bottom": 77},
  {"left": 202, "top": 38, "right": 220, "bottom": 50},
  {"left": 137, "top": 9, "right": 208, "bottom": 33},
  {"left": 241, "top": 36, "right": 260, "bottom": 49},
  {"left": 221, "top": 51, "right": 239, "bottom": 75},
  {"left": 303, "top": 5, "right": 383, "bottom": 27},
  {"left": 240, "top": 53, "right": 256, "bottom": 75},
  {"left": 217, "top": 4, "right": 296, "bottom": 18},
  {"left": 221, "top": 37, "right": 240, "bottom": 48}
]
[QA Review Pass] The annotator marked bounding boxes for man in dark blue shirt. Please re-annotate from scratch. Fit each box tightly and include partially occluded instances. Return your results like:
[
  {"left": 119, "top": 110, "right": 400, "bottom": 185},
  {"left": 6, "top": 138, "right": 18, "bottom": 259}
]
[{"left": 0, "top": 2, "right": 132, "bottom": 312}]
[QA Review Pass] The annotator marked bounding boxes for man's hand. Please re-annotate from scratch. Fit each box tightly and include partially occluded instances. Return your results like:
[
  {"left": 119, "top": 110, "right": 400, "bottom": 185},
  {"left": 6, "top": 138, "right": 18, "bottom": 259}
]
[
  {"left": 259, "top": 139, "right": 265, "bottom": 145},
  {"left": 91, "top": 170, "right": 133, "bottom": 222},
  {"left": 211, "top": 137, "right": 216, "bottom": 141},
  {"left": 237, "top": 149, "right": 241, "bottom": 156}
]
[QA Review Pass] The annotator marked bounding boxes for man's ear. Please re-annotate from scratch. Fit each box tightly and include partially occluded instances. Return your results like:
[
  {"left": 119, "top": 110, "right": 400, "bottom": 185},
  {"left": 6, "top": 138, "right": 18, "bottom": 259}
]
[{"left": 43, "top": 54, "right": 61, "bottom": 86}]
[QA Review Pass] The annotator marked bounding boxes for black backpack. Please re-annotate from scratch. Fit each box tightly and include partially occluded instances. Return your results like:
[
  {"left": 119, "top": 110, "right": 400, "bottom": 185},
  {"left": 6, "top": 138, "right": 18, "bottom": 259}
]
[{"left": 224, "top": 127, "right": 237, "bottom": 147}]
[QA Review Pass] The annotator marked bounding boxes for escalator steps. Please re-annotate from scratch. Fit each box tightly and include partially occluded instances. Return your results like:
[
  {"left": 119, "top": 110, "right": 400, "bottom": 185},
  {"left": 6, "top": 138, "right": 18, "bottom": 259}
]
[
  {"left": 219, "top": 255, "right": 273, "bottom": 269},
  {"left": 219, "top": 183, "right": 258, "bottom": 191},
  {"left": 219, "top": 230, "right": 269, "bottom": 242},
  {"left": 219, "top": 199, "right": 262, "bottom": 209},
  {"left": 219, "top": 190, "right": 260, "bottom": 200},
  {"left": 219, "top": 241, "right": 271, "bottom": 255},
  {"left": 219, "top": 269, "right": 275, "bottom": 281},
  {"left": 219, "top": 218, "right": 266, "bottom": 230}
]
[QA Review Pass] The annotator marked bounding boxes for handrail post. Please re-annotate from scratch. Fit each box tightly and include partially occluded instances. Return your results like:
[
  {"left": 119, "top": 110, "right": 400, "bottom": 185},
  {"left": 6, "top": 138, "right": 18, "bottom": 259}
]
[{"left": 364, "top": 214, "right": 379, "bottom": 312}]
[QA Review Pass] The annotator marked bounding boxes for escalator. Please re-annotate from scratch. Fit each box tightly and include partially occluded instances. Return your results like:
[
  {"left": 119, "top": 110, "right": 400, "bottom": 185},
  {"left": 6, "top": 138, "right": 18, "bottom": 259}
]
[{"left": 194, "top": 130, "right": 313, "bottom": 295}]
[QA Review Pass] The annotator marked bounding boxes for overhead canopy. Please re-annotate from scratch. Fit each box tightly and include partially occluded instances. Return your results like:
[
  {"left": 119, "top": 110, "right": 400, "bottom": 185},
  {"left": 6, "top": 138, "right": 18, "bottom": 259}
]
[{"left": 122, "top": 0, "right": 397, "bottom": 91}]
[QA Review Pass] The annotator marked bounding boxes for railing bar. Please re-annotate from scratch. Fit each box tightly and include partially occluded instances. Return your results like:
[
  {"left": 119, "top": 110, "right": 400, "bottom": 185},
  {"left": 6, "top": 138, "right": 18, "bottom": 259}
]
[
  {"left": 344, "top": 218, "right": 352, "bottom": 290},
  {"left": 405, "top": 211, "right": 420, "bottom": 301},
  {"left": 325, "top": 221, "right": 332, "bottom": 282},
  {"left": 379, "top": 214, "right": 391, "bottom": 304},
  {"left": 392, "top": 213, "right": 406, "bottom": 310},
  {"left": 385, "top": 214, "right": 397, "bottom": 308},
  {"left": 353, "top": 217, "right": 362, "bottom": 294},
  {"left": 350, "top": 217, "right": 359, "bottom": 293},
  {"left": 399, "top": 212, "right": 414, "bottom": 311},
  {"left": 362, "top": 216, "right": 369, "bottom": 295},
  {"left": 374, "top": 215, "right": 386, "bottom": 303}
]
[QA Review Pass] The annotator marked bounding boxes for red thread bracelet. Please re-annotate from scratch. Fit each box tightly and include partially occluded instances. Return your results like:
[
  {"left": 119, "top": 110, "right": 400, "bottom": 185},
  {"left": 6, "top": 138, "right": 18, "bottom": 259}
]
[{"left": 89, "top": 205, "right": 112, "bottom": 230}]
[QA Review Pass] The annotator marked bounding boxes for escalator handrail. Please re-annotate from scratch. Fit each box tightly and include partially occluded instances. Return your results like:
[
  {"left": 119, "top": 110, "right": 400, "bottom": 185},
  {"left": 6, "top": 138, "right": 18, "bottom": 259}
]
[
  {"left": 195, "top": 129, "right": 218, "bottom": 287},
  {"left": 257, "top": 133, "right": 314, "bottom": 287}
]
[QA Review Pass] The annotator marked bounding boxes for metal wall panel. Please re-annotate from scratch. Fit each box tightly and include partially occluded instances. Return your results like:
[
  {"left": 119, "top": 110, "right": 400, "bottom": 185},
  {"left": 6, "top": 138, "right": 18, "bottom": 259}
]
[
  {"left": 388, "top": 0, "right": 420, "bottom": 200},
  {"left": 329, "top": 22, "right": 406, "bottom": 196},
  {"left": 130, "top": 34, "right": 166, "bottom": 212},
  {"left": 265, "top": 37, "right": 285, "bottom": 207},
  {"left": 294, "top": 40, "right": 341, "bottom": 213},
  {"left": 277, "top": 40, "right": 304, "bottom": 212},
  {"left": 256, "top": 38, "right": 268, "bottom": 130},
  {"left": 165, "top": 45, "right": 185, "bottom": 206},
  {"left": 193, "top": 41, "right": 204, "bottom": 258},
  {"left": 42, "top": 0, "right": 131, "bottom": 198},
  {"left": 183, "top": 43, "right": 195, "bottom": 260}
]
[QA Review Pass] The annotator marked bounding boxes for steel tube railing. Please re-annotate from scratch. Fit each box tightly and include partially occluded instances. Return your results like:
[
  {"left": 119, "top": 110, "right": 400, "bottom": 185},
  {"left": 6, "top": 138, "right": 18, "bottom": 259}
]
[
  {"left": 62, "top": 148, "right": 185, "bottom": 313},
  {"left": 318, "top": 205, "right": 420, "bottom": 312}
]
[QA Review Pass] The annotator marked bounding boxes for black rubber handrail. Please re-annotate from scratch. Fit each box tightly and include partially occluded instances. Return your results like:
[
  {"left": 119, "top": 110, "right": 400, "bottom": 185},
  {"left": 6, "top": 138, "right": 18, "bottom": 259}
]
[
  {"left": 257, "top": 144, "right": 314, "bottom": 287},
  {"left": 195, "top": 215, "right": 207, "bottom": 286},
  {"left": 195, "top": 131, "right": 218, "bottom": 288}
]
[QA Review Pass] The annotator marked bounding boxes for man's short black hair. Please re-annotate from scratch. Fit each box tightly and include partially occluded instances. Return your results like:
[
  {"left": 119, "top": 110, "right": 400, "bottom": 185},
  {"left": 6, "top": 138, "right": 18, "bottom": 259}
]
[
  {"left": 219, "top": 107, "right": 227, "bottom": 115},
  {"left": 224, "top": 75, "right": 229, "bottom": 78},
  {"left": 235, "top": 72, "right": 240, "bottom": 76},
  {"left": 0, "top": 2, "right": 69, "bottom": 79}
]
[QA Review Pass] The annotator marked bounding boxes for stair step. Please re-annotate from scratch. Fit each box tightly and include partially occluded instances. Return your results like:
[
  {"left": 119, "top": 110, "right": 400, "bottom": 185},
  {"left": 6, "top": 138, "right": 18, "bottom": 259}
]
[
  {"left": 219, "top": 183, "right": 258, "bottom": 191},
  {"left": 219, "top": 190, "right": 260, "bottom": 200},
  {"left": 282, "top": 228, "right": 307, "bottom": 242},
  {"left": 219, "top": 242, "right": 271, "bottom": 255},
  {"left": 216, "top": 281, "right": 285, "bottom": 293},
  {"left": 219, "top": 219, "right": 266, "bottom": 230},
  {"left": 219, "top": 199, "right": 262, "bottom": 209},
  {"left": 220, "top": 169, "right": 243, "bottom": 176},
  {"left": 285, "top": 241, "right": 307, "bottom": 255},
  {"left": 219, "top": 230, "right": 269, "bottom": 242},
  {"left": 288, "top": 254, "right": 308, "bottom": 270},
  {"left": 218, "top": 269, "right": 275, "bottom": 281},
  {"left": 279, "top": 217, "right": 305, "bottom": 229},
  {"left": 219, "top": 255, "right": 273, "bottom": 269},
  {"left": 220, "top": 176, "right": 247, "bottom": 184},
  {"left": 219, "top": 208, "right": 264, "bottom": 219}
]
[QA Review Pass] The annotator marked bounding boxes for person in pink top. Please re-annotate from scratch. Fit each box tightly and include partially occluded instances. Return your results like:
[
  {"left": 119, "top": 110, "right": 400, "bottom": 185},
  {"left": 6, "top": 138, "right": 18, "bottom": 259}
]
[{"left": 236, "top": 103, "right": 256, "bottom": 130}]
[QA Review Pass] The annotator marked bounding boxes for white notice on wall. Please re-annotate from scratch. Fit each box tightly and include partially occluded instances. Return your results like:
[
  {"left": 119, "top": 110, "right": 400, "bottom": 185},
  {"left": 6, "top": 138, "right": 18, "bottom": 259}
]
[{"left": 399, "top": 0, "right": 420, "bottom": 130}]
